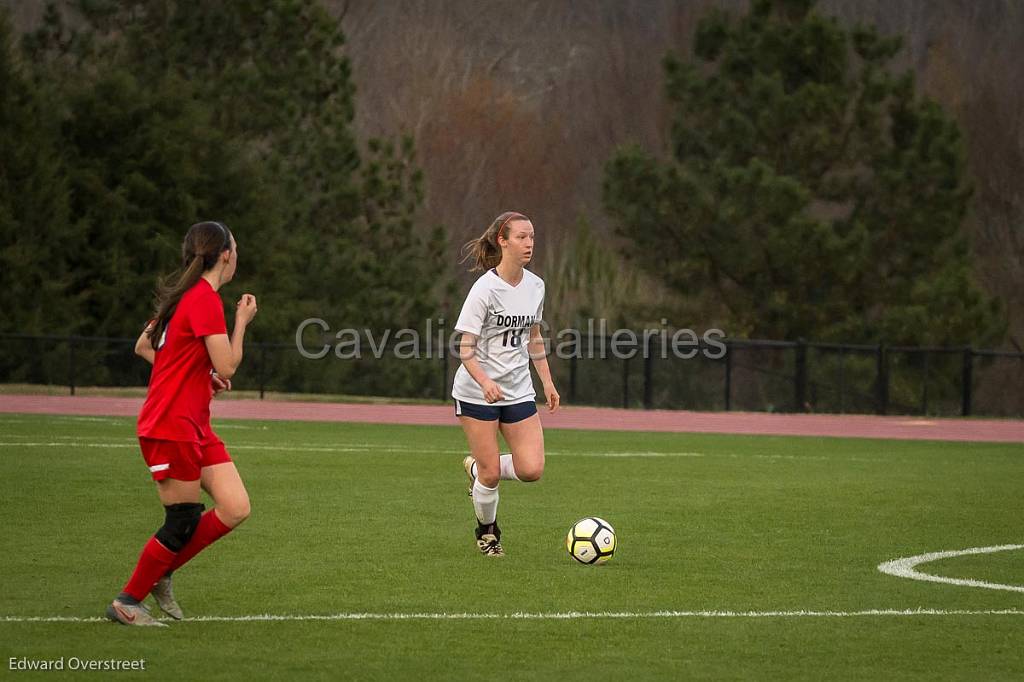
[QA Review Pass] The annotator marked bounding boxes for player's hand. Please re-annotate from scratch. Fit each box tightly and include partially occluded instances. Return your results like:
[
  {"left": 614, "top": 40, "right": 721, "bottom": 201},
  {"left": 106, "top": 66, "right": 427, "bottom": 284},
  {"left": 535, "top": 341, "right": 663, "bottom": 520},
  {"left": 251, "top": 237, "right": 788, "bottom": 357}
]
[
  {"left": 482, "top": 379, "right": 505, "bottom": 404},
  {"left": 211, "top": 373, "right": 232, "bottom": 396},
  {"left": 236, "top": 294, "right": 258, "bottom": 324},
  {"left": 544, "top": 382, "right": 560, "bottom": 413}
]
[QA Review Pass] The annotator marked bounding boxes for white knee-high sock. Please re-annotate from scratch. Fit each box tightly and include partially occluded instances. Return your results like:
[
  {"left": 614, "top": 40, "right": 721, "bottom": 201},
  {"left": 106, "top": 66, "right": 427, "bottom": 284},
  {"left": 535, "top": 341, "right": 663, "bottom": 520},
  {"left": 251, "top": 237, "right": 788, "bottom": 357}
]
[
  {"left": 470, "top": 454, "right": 519, "bottom": 481},
  {"left": 498, "top": 453, "right": 519, "bottom": 481},
  {"left": 472, "top": 480, "right": 499, "bottom": 525}
]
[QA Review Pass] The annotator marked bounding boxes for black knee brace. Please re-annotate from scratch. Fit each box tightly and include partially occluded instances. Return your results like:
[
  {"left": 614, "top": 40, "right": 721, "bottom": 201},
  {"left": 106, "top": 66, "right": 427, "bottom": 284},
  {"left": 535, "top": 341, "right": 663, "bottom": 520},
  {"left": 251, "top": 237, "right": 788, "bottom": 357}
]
[{"left": 155, "top": 502, "right": 205, "bottom": 552}]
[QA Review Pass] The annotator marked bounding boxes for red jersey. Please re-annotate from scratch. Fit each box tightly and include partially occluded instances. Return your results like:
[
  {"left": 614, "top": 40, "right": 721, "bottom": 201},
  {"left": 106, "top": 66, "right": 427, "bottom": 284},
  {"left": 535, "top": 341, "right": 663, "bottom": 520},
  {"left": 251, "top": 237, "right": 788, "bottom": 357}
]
[{"left": 137, "top": 278, "right": 227, "bottom": 442}]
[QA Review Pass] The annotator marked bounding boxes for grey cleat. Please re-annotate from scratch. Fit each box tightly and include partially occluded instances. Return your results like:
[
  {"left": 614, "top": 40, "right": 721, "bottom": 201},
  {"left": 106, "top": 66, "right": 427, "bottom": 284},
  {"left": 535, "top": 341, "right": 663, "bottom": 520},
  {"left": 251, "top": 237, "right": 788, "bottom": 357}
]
[
  {"left": 105, "top": 599, "right": 168, "bottom": 627},
  {"left": 151, "top": 575, "right": 183, "bottom": 620}
]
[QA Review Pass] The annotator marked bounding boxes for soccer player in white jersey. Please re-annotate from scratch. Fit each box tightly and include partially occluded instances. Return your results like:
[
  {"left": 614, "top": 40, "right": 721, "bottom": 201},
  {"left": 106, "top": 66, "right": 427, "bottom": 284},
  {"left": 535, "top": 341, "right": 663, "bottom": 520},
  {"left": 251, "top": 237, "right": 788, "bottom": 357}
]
[{"left": 452, "top": 211, "right": 560, "bottom": 556}]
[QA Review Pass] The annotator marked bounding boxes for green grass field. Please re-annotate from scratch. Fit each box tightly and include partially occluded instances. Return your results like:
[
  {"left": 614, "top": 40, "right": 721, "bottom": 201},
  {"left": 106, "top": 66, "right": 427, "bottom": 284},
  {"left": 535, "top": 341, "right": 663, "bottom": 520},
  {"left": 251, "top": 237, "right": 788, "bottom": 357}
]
[{"left": 1, "top": 413, "right": 1022, "bottom": 680}]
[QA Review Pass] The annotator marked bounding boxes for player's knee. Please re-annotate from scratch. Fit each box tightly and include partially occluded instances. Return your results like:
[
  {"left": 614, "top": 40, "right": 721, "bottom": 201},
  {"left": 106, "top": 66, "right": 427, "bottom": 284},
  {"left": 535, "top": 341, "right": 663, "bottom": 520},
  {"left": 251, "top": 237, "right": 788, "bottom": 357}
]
[
  {"left": 155, "top": 502, "right": 205, "bottom": 552},
  {"left": 476, "top": 461, "right": 500, "bottom": 488},
  {"left": 517, "top": 461, "right": 544, "bottom": 482},
  {"left": 219, "top": 494, "right": 251, "bottom": 528},
  {"left": 477, "top": 470, "right": 500, "bottom": 488}
]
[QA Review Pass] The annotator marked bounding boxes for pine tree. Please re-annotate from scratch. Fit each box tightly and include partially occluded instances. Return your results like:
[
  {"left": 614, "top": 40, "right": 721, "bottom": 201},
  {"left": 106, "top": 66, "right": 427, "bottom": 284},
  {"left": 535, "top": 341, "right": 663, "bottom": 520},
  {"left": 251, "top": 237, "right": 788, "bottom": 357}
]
[
  {"left": 603, "top": 0, "right": 1003, "bottom": 346},
  {"left": 17, "top": 0, "right": 449, "bottom": 351},
  {"left": 67, "top": 0, "right": 449, "bottom": 341},
  {"left": 0, "top": 9, "right": 76, "bottom": 334},
  {"left": 57, "top": 69, "right": 272, "bottom": 335}
]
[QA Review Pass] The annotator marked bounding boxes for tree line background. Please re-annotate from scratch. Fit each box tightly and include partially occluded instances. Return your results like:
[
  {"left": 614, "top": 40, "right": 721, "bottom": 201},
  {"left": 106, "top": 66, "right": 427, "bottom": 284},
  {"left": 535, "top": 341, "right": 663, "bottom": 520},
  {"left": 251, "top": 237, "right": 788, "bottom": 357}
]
[{"left": 1, "top": 0, "right": 1021, "bottom": 410}]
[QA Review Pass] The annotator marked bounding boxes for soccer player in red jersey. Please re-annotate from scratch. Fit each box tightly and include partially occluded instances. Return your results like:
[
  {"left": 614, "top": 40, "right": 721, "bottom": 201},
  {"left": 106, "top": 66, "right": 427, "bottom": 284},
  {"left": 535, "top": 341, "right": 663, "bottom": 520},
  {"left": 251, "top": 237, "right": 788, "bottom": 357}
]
[{"left": 106, "top": 221, "right": 258, "bottom": 627}]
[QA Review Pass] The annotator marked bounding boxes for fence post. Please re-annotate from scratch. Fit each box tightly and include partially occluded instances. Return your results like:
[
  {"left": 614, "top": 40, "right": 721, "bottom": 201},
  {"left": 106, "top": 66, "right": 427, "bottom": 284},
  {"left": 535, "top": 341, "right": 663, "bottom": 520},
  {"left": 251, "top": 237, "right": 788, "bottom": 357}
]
[
  {"left": 258, "top": 343, "right": 267, "bottom": 400},
  {"left": 961, "top": 346, "right": 973, "bottom": 417},
  {"left": 794, "top": 339, "right": 808, "bottom": 412},
  {"left": 440, "top": 343, "right": 449, "bottom": 402},
  {"left": 622, "top": 355, "right": 630, "bottom": 409},
  {"left": 68, "top": 335, "right": 77, "bottom": 396},
  {"left": 569, "top": 349, "right": 577, "bottom": 404},
  {"left": 724, "top": 340, "right": 732, "bottom": 411},
  {"left": 920, "top": 351, "right": 929, "bottom": 416},
  {"left": 875, "top": 344, "right": 888, "bottom": 415},
  {"left": 642, "top": 335, "right": 654, "bottom": 410},
  {"left": 838, "top": 347, "right": 846, "bottom": 414}
]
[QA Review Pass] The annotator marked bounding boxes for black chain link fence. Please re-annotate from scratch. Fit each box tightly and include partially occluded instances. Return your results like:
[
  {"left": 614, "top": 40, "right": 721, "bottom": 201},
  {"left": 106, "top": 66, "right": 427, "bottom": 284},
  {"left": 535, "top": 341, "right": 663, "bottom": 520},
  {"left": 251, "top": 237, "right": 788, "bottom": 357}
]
[{"left": 1, "top": 333, "right": 1021, "bottom": 417}]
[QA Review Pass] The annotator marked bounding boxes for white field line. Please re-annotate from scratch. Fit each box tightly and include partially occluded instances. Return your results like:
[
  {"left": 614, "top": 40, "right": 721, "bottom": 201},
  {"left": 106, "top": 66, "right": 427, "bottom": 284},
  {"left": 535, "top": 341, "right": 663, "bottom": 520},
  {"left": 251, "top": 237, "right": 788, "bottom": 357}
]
[
  {"left": 20, "top": 416, "right": 128, "bottom": 424},
  {"left": 878, "top": 545, "right": 1024, "bottom": 593},
  {"left": 0, "top": 442, "right": 436, "bottom": 454},
  {"left": 0, "top": 442, "right": 138, "bottom": 448},
  {"left": 0, "top": 438, "right": 877, "bottom": 461},
  {"left": 0, "top": 439, "right": 888, "bottom": 461},
  {"left": 0, "top": 438, "right": 892, "bottom": 461},
  {"left": 0, "top": 440, "right": 703, "bottom": 458},
  {"left": 1, "top": 435, "right": 896, "bottom": 462},
  {"left": 205, "top": 423, "right": 269, "bottom": 430},
  {"left": 572, "top": 452, "right": 704, "bottom": 458},
  {"left": 4, "top": 608, "right": 1024, "bottom": 624}
]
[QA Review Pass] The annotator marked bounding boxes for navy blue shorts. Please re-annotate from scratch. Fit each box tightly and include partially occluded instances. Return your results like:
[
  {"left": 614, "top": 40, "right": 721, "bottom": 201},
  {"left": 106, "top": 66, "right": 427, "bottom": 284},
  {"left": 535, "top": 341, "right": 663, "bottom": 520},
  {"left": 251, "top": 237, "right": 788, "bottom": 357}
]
[{"left": 455, "top": 399, "right": 538, "bottom": 424}]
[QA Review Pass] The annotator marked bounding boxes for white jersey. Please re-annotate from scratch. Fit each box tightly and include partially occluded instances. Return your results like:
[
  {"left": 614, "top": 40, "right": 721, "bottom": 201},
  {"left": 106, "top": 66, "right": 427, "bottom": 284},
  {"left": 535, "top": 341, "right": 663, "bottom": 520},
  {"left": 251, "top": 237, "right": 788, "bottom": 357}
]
[{"left": 452, "top": 268, "right": 545, "bottom": 406}]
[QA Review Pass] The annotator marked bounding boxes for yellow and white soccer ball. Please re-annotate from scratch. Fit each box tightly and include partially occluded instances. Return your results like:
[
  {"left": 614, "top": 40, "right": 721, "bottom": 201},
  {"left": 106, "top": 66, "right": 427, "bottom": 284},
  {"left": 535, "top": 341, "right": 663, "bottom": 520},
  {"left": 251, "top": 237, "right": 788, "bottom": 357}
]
[{"left": 566, "top": 517, "right": 616, "bottom": 565}]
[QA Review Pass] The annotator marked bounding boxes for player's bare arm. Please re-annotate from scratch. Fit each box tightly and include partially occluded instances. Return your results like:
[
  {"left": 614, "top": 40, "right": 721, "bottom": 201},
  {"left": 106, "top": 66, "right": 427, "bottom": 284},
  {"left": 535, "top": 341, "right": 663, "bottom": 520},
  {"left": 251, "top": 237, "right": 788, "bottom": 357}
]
[
  {"left": 204, "top": 294, "right": 258, "bottom": 380},
  {"left": 528, "top": 324, "right": 559, "bottom": 412}
]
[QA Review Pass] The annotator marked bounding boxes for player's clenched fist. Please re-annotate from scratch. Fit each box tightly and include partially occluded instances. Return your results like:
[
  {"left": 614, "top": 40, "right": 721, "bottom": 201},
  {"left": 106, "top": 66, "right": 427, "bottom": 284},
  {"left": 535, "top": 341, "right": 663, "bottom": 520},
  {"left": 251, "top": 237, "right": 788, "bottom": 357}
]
[{"left": 236, "top": 294, "right": 258, "bottom": 323}]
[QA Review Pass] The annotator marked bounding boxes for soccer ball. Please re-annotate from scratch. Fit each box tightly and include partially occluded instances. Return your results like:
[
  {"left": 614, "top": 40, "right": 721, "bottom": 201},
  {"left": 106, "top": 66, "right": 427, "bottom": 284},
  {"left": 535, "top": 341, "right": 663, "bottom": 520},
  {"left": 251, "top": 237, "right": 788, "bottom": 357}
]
[{"left": 566, "top": 517, "right": 616, "bottom": 565}]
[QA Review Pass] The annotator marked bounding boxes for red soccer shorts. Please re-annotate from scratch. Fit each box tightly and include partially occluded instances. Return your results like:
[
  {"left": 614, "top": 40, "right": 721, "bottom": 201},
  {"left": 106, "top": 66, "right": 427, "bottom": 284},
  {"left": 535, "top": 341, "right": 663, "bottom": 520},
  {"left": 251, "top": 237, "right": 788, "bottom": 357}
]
[{"left": 138, "top": 435, "right": 232, "bottom": 481}]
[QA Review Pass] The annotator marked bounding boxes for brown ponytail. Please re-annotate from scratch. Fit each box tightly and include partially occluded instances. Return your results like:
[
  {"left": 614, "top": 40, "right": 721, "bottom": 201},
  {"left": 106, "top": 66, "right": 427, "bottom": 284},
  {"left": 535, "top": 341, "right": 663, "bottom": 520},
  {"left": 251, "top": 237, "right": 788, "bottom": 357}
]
[
  {"left": 147, "top": 221, "right": 233, "bottom": 347},
  {"left": 459, "top": 211, "right": 529, "bottom": 272}
]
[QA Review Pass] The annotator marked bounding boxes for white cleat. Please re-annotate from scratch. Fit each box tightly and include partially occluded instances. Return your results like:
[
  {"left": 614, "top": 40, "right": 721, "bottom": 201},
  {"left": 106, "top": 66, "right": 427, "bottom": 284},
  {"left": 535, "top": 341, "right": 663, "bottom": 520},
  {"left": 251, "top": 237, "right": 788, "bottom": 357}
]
[
  {"left": 463, "top": 455, "right": 476, "bottom": 496},
  {"left": 475, "top": 522, "right": 505, "bottom": 557}
]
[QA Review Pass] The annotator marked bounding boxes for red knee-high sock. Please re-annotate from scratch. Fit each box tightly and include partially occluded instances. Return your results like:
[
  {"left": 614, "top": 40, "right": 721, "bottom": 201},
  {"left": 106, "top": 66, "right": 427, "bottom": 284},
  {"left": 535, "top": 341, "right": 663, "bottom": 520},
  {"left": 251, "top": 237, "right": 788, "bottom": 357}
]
[
  {"left": 168, "top": 509, "right": 233, "bottom": 573},
  {"left": 122, "top": 537, "right": 177, "bottom": 601}
]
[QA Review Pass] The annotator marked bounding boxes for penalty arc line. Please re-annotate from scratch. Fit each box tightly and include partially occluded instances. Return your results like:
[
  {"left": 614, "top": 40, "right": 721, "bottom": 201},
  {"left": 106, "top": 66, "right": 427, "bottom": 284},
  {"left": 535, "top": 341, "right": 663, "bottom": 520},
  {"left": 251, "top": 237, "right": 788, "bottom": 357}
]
[
  {"left": 4, "top": 609, "right": 1024, "bottom": 624},
  {"left": 877, "top": 544, "right": 1024, "bottom": 593}
]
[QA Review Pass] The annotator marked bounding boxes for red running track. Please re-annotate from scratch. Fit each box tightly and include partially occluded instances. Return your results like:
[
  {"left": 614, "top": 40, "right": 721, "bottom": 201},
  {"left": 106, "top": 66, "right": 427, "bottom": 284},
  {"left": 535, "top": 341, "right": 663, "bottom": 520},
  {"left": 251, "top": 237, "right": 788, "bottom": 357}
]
[{"left": 0, "top": 395, "right": 1021, "bottom": 443}]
